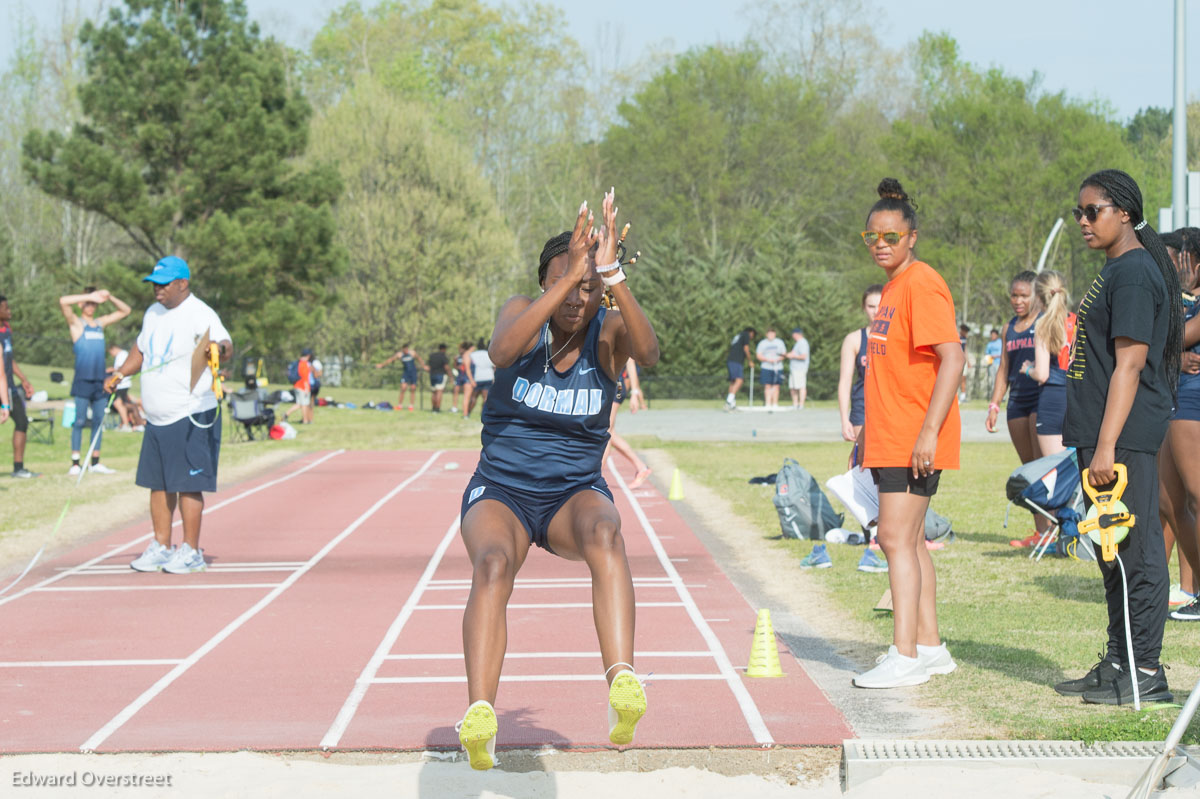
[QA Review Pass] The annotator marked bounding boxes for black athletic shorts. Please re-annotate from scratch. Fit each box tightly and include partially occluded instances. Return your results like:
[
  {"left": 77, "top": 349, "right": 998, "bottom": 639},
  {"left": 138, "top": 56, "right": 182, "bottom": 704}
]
[
  {"left": 135, "top": 408, "right": 221, "bottom": 493},
  {"left": 9, "top": 386, "right": 28, "bottom": 434},
  {"left": 872, "top": 466, "right": 941, "bottom": 497}
]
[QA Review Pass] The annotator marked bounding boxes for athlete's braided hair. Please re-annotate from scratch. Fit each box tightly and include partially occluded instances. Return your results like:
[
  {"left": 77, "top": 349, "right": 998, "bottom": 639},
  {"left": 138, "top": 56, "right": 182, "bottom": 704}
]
[
  {"left": 865, "top": 178, "right": 918, "bottom": 230},
  {"left": 538, "top": 232, "right": 572, "bottom": 285},
  {"left": 1080, "top": 169, "right": 1183, "bottom": 394}
]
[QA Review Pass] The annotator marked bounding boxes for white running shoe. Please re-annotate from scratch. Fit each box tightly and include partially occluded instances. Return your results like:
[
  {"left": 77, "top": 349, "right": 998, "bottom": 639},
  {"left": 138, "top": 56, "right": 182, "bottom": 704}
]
[
  {"left": 89, "top": 463, "right": 116, "bottom": 475},
  {"left": 68, "top": 464, "right": 82, "bottom": 476},
  {"left": 131, "top": 541, "right": 175, "bottom": 572},
  {"left": 132, "top": 425, "right": 145, "bottom": 432},
  {"left": 162, "top": 543, "right": 207, "bottom": 574},
  {"left": 853, "top": 645, "right": 930, "bottom": 688},
  {"left": 917, "top": 642, "right": 957, "bottom": 675}
]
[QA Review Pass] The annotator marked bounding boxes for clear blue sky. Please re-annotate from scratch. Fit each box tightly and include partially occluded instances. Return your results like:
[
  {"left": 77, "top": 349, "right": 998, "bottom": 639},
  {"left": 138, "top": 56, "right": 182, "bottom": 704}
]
[{"left": 3, "top": 0, "right": 1198, "bottom": 121}]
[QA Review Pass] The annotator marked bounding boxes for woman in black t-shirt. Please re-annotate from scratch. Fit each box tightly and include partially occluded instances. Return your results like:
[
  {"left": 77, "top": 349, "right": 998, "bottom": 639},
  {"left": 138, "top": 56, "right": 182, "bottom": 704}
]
[{"left": 1054, "top": 169, "right": 1182, "bottom": 707}]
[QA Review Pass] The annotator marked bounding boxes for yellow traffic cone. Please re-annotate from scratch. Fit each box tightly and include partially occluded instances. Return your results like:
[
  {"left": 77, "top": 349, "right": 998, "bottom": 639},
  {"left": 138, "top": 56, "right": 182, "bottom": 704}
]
[
  {"left": 746, "top": 608, "right": 784, "bottom": 678},
  {"left": 668, "top": 468, "right": 684, "bottom": 500}
]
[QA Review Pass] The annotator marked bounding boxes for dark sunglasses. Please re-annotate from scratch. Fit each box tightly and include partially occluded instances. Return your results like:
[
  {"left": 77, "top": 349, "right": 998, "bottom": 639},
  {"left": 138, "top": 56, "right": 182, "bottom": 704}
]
[
  {"left": 861, "top": 231, "right": 909, "bottom": 246},
  {"left": 1071, "top": 204, "right": 1116, "bottom": 223}
]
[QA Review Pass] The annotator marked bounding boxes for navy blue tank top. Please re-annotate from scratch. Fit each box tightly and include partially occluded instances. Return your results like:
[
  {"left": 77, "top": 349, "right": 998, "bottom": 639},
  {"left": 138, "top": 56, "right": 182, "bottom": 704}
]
[
  {"left": 1180, "top": 296, "right": 1200, "bottom": 394},
  {"left": 851, "top": 327, "right": 867, "bottom": 411},
  {"left": 477, "top": 308, "right": 616, "bottom": 491},
  {"left": 73, "top": 322, "right": 107, "bottom": 382},
  {"left": 1005, "top": 315, "right": 1039, "bottom": 399}
]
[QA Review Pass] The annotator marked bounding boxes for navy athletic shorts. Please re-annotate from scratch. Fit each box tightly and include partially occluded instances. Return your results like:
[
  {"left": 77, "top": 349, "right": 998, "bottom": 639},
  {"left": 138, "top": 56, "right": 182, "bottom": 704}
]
[
  {"left": 474, "top": 380, "right": 493, "bottom": 394},
  {"left": 1035, "top": 384, "right": 1066, "bottom": 435},
  {"left": 760, "top": 368, "right": 782, "bottom": 385},
  {"left": 1006, "top": 391, "right": 1039, "bottom": 421},
  {"left": 849, "top": 396, "right": 864, "bottom": 427},
  {"left": 460, "top": 473, "right": 614, "bottom": 555},
  {"left": 135, "top": 408, "right": 221, "bottom": 493},
  {"left": 727, "top": 361, "right": 743, "bottom": 381},
  {"left": 1174, "top": 386, "right": 1200, "bottom": 421}
]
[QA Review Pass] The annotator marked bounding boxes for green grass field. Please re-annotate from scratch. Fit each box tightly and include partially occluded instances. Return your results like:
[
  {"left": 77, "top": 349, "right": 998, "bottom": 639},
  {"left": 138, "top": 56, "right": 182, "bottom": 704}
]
[
  {"left": 2, "top": 371, "right": 1193, "bottom": 744},
  {"left": 647, "top": 439, "right": 1200, "bottom": 743}
]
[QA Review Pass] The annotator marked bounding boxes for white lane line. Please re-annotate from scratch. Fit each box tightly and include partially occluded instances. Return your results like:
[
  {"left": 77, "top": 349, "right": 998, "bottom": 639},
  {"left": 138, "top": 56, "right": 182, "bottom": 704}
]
[
  {"left": 428, "top": 577, "right": 673, "bottom": 585},
  {"left": 607, "top": 457, "right": 774, "bottom": 745},
  {"left": 385, "top": 651, "right": 713, "bottom": 660},
  {"left": 79, "top": 450, "right": 444, "bottom": 753},
  {"left": 35, "top": 584, "right": 281, "bottom": 592},
  {"left": 68, "top": 563, "right": 304, "bottom": 574},
  {"left": 0, "top": 659, "right": 183, "bottom": 668},
  {"left": 320, "top": 514, "right": 461, "bottom": 749},
  {"left": 370, "top": 674, "right": 726, "bottom": 684},
  {"left": 423, "top": 581, "right": 704, "bottom": 591},
  {"left": 414, "top": 602, "right": 685, "bottom": 610},
  {"left": 0, "top": 451, "right": 346, "bottom": 608}
]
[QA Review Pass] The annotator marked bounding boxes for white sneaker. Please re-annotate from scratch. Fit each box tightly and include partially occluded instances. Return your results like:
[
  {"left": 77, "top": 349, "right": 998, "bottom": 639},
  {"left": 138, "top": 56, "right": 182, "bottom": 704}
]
[
  {"left": 917, "top": 642, "right": 957, "bottom": 675},
  {"left": 853, "top": 645, "right": 930, "bottom": 688},
  {"left": 162, "top": 543, "right": 207, "bottom": 574},
  {"left": 131, "top": 541, "right": 175, "bottom": 572},
  {"left": 132, "top": 425, "right": 145, "bottom": 432},
  {"left": 68, "top": 464, "right": 82, "bottom": 476},
  {"left": 89, "top": 463, "right": 116, "bottom": 475}
]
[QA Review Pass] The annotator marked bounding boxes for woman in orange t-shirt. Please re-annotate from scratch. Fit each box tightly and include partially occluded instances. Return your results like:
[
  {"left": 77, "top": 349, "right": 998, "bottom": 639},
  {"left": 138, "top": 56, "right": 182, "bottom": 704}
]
[{"left": 853, "top": 178, "right": 964, "bottom": 690}]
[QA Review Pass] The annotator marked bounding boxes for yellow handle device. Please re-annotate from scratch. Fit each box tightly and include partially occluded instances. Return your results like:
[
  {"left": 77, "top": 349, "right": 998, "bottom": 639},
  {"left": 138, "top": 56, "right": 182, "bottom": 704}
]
[
  {"left": 1078, "top": 464, "right": 1136, "bottom": 562},
  {"left": 208, "top": 343, "right": 223, "bottom": 401}
]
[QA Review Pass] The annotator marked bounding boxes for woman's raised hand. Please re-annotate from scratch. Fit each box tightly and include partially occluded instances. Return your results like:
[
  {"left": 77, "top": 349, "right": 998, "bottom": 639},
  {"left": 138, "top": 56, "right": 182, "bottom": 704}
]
[
  {"left": 595, "top": 188, "right": 619, "bottom": 268},
  {"left": 567, "top": 200, "right": 598, "bottom": 284}
]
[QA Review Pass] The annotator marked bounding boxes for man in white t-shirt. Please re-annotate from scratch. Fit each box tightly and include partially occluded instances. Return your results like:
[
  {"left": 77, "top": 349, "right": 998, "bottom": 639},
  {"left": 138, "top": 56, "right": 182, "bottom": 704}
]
[
  {"left": 787, "top": 327, "right": 810, "bottom": 409},
  {"left": 464, "top": 339, "right": 494, "bottom": 419},
  {"left": 104, "top": 256, "right": 232, "bottom": 575},
  {"left": 755, "top": 327, "right": 788, "bottom": 410}
]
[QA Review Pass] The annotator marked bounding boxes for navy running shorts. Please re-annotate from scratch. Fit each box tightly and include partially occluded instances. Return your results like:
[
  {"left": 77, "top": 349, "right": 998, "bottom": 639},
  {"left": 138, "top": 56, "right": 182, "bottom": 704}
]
[
  {"left": 1006, "top": 391, "right": 1039, "bottom": 421},
  {"left": 759, "top": 368, "right": 782, "bottom": 385},
  {"left": 727, "top": 361, "right": 743, "bottom": 381},
  {"left": 135, "top": 408, "right": 221, "bottom": 493},
  {"left": 849, "top": 396, "right": 864, "bottom": 427},
  {"left": 460, "top": 473, "right": 614, "bottom": 555},
  {"left": 474, "top": 380, "right": 493, "bottom": 394},
  {"left": 1174, "top": 387, "right": 1200, "bottom": 421},
  {"left": 1035, "top": 384, "right": 1066, "bottom": 436}
]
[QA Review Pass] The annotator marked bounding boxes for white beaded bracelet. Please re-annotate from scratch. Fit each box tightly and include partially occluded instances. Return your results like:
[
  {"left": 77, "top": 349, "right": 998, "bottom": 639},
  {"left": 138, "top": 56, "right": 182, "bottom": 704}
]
[
  {"left": 595, "top": 260, "right": 621, "bottom": 274},
  {"left": 601, "top": 268, "right": 626, "bottom": 287}
]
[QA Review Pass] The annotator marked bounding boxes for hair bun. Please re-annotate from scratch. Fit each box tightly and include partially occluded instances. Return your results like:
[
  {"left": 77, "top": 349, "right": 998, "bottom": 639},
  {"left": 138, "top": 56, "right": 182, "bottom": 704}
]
[{"left": 877, "top": 178, "right": 908, "bottom": 202}]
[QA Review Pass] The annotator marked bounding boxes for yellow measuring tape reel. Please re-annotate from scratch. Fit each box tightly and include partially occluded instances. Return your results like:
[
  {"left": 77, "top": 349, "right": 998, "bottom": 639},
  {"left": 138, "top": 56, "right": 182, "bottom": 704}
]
[{"left": 1078, "top": 464, "right": 1136, "bottom": 562}]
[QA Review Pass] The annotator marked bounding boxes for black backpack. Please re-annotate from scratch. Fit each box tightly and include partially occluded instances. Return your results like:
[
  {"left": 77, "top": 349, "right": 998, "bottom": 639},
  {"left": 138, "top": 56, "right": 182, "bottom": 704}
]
[{"left": 772, "top": 458, "right": 844, "bottom": 540}]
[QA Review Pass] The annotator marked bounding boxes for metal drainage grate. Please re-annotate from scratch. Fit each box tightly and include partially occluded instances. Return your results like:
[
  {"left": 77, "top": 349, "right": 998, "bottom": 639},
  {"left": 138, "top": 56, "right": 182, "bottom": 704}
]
[{"left": 842, "top": 739, "right": 1188, "bottom": 791}]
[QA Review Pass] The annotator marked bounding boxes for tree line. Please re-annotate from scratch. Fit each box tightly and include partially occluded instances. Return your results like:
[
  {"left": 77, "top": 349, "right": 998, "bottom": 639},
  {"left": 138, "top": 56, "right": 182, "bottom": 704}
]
[{"left": 0, "top": 0, "right": 1195, "bottom": 397}]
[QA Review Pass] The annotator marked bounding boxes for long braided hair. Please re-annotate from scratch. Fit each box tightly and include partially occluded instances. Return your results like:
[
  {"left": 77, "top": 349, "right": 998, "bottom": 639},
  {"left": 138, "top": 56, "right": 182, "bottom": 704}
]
[{"left": 1080, "top": 169, "right": 1183, "bottom": 394}]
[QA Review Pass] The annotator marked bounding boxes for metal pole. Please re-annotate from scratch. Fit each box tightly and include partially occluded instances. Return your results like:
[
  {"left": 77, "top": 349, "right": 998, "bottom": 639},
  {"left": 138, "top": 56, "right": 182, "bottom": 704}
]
[
  {"left": 1172, "top": 0, "right": 1187, "bottom": 229},
  {"left": 1035, "top": 218, "right": 1065, "bottom": 273}
]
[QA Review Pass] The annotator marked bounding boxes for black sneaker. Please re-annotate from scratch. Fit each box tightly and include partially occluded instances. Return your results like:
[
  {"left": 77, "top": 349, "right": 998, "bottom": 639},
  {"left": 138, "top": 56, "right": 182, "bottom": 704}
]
[
  {"left": 1171, "top": 597, "right": 1200, "bottom": 621},
  {"left": 1053, "top": 656, "right": 1121, "bottom": 696},
  {"left": 1082, "top": 665, "right": 1173, "bottom": 705},
  {"left": 11, "top": 468, "right": 39, "bottom": 479}
]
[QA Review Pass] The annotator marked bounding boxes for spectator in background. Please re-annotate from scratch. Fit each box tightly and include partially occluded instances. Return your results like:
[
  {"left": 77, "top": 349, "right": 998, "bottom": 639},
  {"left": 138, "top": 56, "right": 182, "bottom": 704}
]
[
  {"left": 59, "top": 287, "right": 131, "bottom": 475},
  {"left": 724, "top": 326, "right": 756, "bottom": 410},
  {"left": 958, "top": 323, "right": 971, "bottom": 402},
  {"left": 107, "top": 343, "right": 145, "bottom": 431},
  {"left": 838, "top": 284, "right": 883, "bottom": 442},
  {"left": 984, "top": 328, "right": 1003, "bottom": 386},
  {"left": 451, "top": 341, "right": 474, "bottom": 415},
  {"left": 376, "top": 344, "right": 424, "bottom": 411},
  {"left": 0, "top": 295, "right": 37, "bottom": 477},
  {"left": 787, "top": 327, "right": 810, "bottom": 410},
  {"left": 282, "top": 348, "right": 314, "bottom": 424},
  {"left": 426, "top": 343, "right": 450, "bottom": 413},
  {"left": 755, "top": 327, "right": 787, "bottom": 411},
  {"left": 310, "top": 355, "right": 323, "bottom": 404},
  {"left": 464, "top": 339, "right": 494, "bottom": 419}
]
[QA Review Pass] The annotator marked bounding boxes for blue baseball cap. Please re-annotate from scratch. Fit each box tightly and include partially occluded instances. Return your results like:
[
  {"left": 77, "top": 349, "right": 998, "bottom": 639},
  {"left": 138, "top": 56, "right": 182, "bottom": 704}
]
[{"left": 143, "top": 256, "right": 191, "bottom": 284}]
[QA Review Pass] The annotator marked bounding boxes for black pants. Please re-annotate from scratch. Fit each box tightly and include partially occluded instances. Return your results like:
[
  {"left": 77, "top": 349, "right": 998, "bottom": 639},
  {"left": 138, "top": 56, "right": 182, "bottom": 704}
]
[{"left": 1078, "top": 447, "right": 1168, "bottom": 669}]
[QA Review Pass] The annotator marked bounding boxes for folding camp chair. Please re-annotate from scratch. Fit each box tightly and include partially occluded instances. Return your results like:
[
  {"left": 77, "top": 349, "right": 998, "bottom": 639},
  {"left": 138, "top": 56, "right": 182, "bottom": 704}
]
[
  {"left": 228, "top": 388, "right": 275, "bottom": 442},
  {"left": 1004, "top": 448, "right": 1088, "bottom": 561}
]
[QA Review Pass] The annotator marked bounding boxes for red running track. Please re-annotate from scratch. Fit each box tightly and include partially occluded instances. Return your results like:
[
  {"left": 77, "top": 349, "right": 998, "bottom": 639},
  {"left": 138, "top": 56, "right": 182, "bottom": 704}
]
[{"left": 0, "top": 450, "right": 851, "bottom": 753}]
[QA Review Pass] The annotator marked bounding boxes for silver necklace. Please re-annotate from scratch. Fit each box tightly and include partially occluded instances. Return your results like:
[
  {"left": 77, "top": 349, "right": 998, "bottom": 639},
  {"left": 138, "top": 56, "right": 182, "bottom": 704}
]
[{"left": 544, "top": 324, "right": 578, "bottom": 374}]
